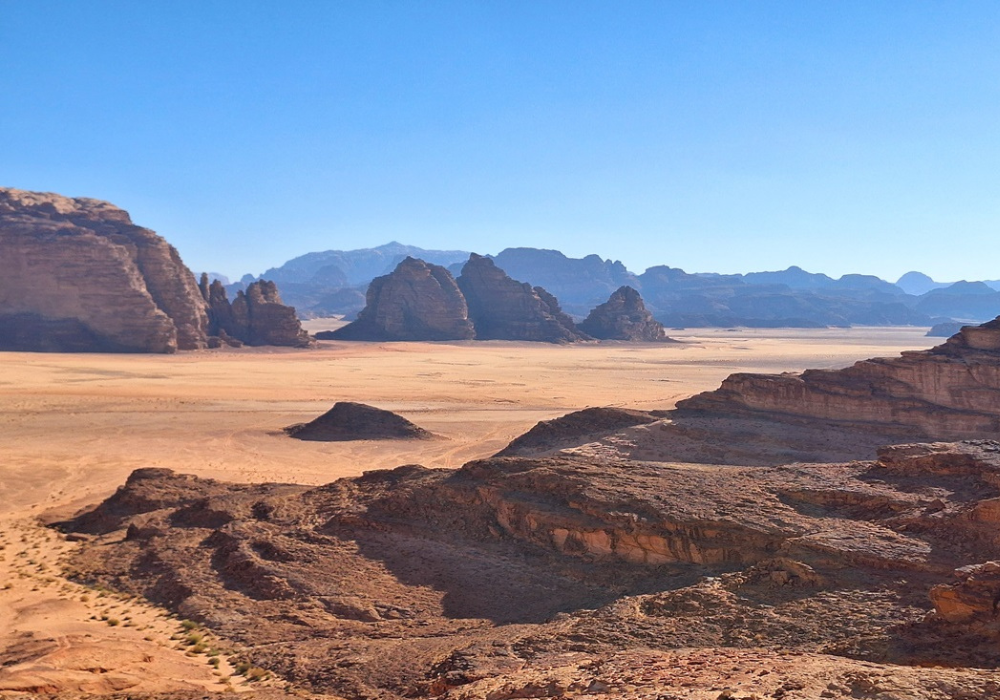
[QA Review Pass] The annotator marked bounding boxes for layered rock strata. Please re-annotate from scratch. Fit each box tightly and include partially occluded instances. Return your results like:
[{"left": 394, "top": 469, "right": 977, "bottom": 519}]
[
  {"left": 676, "top": 318, "right": 1000, "bottom": 440},
  {"left": 0, "top": 187, "right": 209, "bottom": 352},
  {"left": 61, "top": 440, "right": 1000, "bottom": 698},
  {"left": 578, "top": 285, "right": 673, "bottom": 341},
  {"left": 285, "top": 402, "right": 432, "bottom": 441},
  {"left": 321, "top": 257, "right": 475, "bottom": 341},
  {"left": 457, "top": 254, "right": 588, "bottom": 343}
]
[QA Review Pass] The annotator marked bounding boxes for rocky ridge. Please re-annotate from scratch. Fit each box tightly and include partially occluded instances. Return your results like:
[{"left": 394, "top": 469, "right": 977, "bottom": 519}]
[
  {"left": 60, "top": 440, "right": 1000, "bottom": 699},
  {"left": 0, "top": 187, "right": 209, "bottom": 353},
  {"left": 676, "top": 317, "right": 1000, "bottom": 441},
  {"left": 578, "top": 285, "right": 673, "bottom": 341}
]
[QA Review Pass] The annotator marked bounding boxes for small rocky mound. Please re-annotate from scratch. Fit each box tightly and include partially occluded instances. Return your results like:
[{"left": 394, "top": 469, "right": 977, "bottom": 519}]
[
  {"left": 199, "top": 276, "right": 312, "bottom": 348},
  {"left": 497, "top": 406, "right": 667, "bottom": 456},
  {"left": 319, "top": 257, "right": 474, "bottom": 341},
  {"left": 457, "top": 254, "right": 588, "bottom": 343},
  {"left": 0, "top": 187, "right": 209, "bottom": 352},
  {"left": 578, "top": 286, "right": 674, "bottom": 341},
  {"left": 927, "top": 320, "right": 965, "bottom": 337},
  {"left": 284, "top": 402, "right": 432, "bottom": 441}
]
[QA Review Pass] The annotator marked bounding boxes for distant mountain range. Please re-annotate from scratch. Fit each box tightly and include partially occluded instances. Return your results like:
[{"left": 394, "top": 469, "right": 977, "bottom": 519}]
[{"left": 230, "top": 243, "right": 1000, "bottom": 328}]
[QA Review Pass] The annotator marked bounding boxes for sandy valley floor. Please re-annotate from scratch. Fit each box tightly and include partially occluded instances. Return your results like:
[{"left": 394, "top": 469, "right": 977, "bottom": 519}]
[{"left": 0, "top": 327, "right": 938, "bottom": 696}]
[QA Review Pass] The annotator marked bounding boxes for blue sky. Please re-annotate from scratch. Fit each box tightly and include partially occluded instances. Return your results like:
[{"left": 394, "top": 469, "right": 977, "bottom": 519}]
[{"left": 2, "top": 1, "right": 998, "bottom": 281}]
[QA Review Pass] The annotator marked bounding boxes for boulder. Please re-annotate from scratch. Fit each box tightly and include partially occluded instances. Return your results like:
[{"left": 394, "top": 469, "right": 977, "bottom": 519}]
[
  {"left": 579, "top": 286, "right": 674, "bottom": 341},
  {"left": 321, "top": 257, "right": 474, "bottom": 341},
  {"left": 456, "top": 254, "right": 587, "bottom": 343},
  {"left": 285, "top": 402, "right": 433, "bottom": 441},
  {"left": 0, "top": 187, "right": 209, "bottom": 352}
]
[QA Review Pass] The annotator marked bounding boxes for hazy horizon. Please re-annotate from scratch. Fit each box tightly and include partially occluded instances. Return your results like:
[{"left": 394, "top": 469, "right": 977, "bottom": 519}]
[{"left": 3, "top": 2, "right": 997, "bottom": 282}]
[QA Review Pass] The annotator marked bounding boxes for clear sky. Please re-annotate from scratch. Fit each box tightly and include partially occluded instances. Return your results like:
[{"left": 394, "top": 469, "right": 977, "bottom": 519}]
[{"left": 2, "top": 1, "right": 998, "bottom": 282}]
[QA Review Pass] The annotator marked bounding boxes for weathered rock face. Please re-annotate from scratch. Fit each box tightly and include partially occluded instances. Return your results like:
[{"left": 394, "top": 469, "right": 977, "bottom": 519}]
[
  {"left": 457, "top": 254, "right": 587, "bottom": 343},
  {"left": 285, "top": 402, "right": 433, "bottom": 441},
  {"left": 322, "top": 257, "right": 475, "bottom": 341},
  {"left": 579, "top": 286, "right": 673, "bottom": 341},
  {"left": 0, "top": 188, "right": 209, "bottom": 352},
  {"left": 200, "top": 276, "right": 312, "bottom": 348},
  {"left": 676, "top": 318, "right": 1000, "bottom": 440},
  {"left": 61, "top": 440, "right": 1000, "bottom": 697}
]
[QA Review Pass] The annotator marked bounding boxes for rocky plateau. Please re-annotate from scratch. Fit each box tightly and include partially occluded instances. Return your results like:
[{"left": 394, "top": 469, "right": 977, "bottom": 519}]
[{"left": 57, "top": 439, "right": 1000, "bottom": 699}]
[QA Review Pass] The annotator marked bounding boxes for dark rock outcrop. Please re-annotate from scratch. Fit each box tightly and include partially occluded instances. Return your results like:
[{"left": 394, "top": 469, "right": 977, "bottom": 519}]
[
  {"left": 579, "top": 286, "right": 673, "bottom": 341},
  {"left": 676, "top": 317, "right": 1000, "bottom": 441},
  {"left": 927, "top": 320, "right": 965, "bottom": 337},
  {"left": 0, "top": 187, "right": 209, "bottom": 352},
  {"left": 320, "top": 258, "right": 474, "bottom": 341},
  {"left": 284, "top": 402, "right": 433, "bottom": 441},
  {"left": 200, "top": 276, "right": 312, "bottom": 348},
  {"left": 497, "top": 406, "right": 667, "bottom": 456},
  {"left": 457, "top": 254, "right": 587, "bottom": 343}
]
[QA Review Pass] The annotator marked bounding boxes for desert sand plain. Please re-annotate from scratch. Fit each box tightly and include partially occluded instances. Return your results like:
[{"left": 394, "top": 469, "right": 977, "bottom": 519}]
[{"left": 0, "top": 327, "right": 939, "bottom": 697}]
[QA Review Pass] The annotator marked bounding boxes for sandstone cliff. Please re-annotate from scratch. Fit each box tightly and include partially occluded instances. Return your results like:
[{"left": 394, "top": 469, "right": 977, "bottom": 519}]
[
  {"left": 579, "top": 285, "right": 673, "bottom": 341},
  {"left": 676, "top": 318, "right": 1000, "bottom": 440},
  {"left": 322, "top": 257, "right": 475, "bottom": 341},
  {"left": 0, "top": 188, "right": 209, "bottom": 352},
  {"left": 200, "top": 276, "right": 312, "bottom": 348},
  {"left": 457, "top": 254, "right": 587, "bottom": 343}
]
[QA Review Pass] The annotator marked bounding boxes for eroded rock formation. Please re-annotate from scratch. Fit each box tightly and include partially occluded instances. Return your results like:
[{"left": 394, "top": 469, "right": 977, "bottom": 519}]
[
  {"left": 321, "top": 257, "right": 475, "bottom": 341},
  {"left": 285, "top": 402, "right": 432, "bottom": 441},
  {"left": 578, "top": 286, "right": 673, "bottom": 341},
  {"left": 200, "top": 275, "right": 312, "bottom": 348},
  {"left": 0, "top": 188, "right": 209, "bottom": 352},
  {"left": 457, "top": 254, "right": 587, "bottom": 343},
  {"left": 61, "top": 440, "right": 1000, "bottom": 698},
  {"left": 676, "top": 318, "right": 1000, "bottom": 441}
]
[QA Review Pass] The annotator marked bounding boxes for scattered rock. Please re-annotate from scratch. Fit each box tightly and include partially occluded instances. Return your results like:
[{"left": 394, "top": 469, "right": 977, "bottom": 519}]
[
  {"left": 578, "top": 286, "right": 674, "bottom": 341},
  {"left": 320, "top": 257, "right": 475, "bottom": 341},
  {"left": 284, "top": 402, "right": 433, "bottom": 441}
]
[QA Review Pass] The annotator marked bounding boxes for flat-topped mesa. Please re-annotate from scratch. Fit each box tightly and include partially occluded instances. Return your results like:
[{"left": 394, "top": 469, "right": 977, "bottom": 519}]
[
  {"left": 0, "top": 187, "right": 209, "bottom": 352},
  {"left": 579, "top": 285, "right": 674, "bottom": 342},
  {"left": 320, "top": 257, "right": 475, "bottom": 341},
  {"left": 677, "top": 317, "right": 1000, "bottom": 441},
  {"left": 200, "top": 276, "right": 312, "bottom": 348},
  {"left": 457, "top": 253, "right": 589, "bottom": 343}
]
